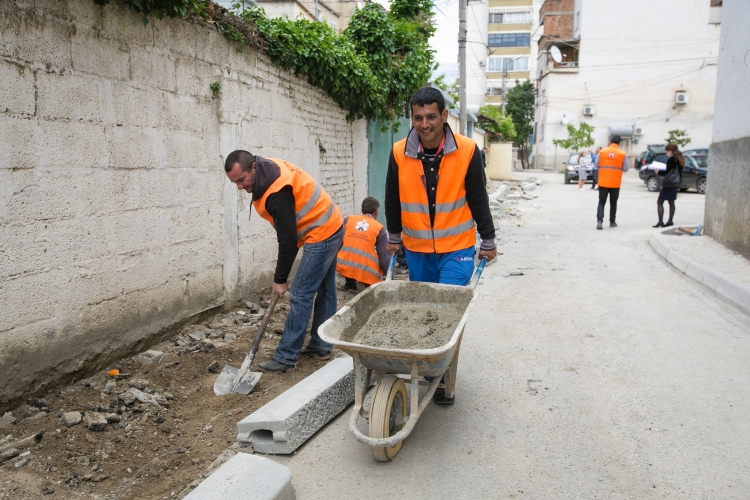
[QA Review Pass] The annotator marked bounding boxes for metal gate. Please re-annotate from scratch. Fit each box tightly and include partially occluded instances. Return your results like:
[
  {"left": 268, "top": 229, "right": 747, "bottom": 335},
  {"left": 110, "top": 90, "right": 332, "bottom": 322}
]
[{"left": 367, "top": 119, "right": 410, "bottom": 225}]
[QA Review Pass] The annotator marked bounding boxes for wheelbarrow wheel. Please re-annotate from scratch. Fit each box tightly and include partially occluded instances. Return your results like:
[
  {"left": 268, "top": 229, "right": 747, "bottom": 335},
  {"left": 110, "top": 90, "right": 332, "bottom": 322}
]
[{"left": 369, "top": 375, "right": 407, "bottom": 462}]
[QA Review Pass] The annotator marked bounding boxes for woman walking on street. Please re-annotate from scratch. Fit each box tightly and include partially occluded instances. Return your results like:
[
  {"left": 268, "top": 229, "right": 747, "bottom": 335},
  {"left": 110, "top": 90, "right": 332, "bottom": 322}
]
[
  {"left": 577, "top": 151, "right": 588, "bottom": 190},
  {"left": 653, "top": 143, "right": 684, "bottom": 227}
]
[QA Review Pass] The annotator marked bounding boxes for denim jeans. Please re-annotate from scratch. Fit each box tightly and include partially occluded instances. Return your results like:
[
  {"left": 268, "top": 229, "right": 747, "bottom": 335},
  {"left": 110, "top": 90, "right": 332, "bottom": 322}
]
[
  {"left": 274, "top": 225, "right": 343, "bottom": 366},
  {"left": 404, "top": 246, "right": 475, "bottom": 286}
]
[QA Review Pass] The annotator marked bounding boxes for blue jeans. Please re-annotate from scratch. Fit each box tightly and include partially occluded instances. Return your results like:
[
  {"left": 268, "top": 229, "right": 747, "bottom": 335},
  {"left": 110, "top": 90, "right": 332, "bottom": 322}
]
[
  {"left": 274, "top": 225, "right": 343, "bottom": 366},
  {"left": 404, "top": 246, "right": 475, "bottom": 286}
]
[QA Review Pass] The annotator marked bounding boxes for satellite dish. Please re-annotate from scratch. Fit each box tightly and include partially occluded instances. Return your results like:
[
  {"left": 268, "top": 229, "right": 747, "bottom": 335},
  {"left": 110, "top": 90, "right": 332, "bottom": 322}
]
[
  {"left": 550, "top": 46, "right": 562, "bottom": 64},
  {"left": 561, "top": 113, "right": 571, "bottom": 125}
]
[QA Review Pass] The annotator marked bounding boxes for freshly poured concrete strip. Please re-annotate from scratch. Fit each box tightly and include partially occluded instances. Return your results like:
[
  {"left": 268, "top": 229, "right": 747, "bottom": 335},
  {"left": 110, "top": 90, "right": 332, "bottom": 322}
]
[
  {"left": 237, "top": 357, "right": 356, "bottom": 454},
  {"left": 183, "top": 452, "right": 294, "bottom": 500}
]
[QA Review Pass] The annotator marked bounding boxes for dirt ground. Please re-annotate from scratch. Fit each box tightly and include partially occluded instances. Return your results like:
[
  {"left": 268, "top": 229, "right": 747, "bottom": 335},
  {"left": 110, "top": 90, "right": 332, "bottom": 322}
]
[{"left": 0, "top": 282, "right": 366, "bottom": 500}]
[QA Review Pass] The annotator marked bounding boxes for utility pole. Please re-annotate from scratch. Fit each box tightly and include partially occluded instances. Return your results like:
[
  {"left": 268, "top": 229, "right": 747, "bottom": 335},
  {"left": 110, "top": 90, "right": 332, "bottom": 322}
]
[
  {"left": 501, "top": 67, "right": 508, "bottom": 115},
  {"left": 458, "top": 0, "right": 467, "bottom": 135}
]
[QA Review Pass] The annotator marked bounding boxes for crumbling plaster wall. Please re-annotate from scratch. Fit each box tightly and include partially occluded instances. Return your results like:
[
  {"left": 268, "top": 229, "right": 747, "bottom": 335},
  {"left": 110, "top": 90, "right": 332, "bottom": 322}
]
[{"left": 0, "top": 0, "right": 368, "bottom": 404}]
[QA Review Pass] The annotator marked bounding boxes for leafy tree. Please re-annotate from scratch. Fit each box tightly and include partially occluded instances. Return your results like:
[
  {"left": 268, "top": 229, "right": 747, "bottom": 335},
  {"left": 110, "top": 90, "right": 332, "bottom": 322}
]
[
  {"left": 552, "top": 122, "right": 596, "bottom": 153},
  {"left": 664, "top": 129, "right": 691, "bottom": 148},
  {"left": 93, "top": 0, "right": 198, "bottom": 24},
  {"left": 432, "top": 73, "right": 457, "bottom": 109},
  {"left": 505, "top": 80, "right": 534, "bottom": 168},
  {"left": 477, "top": 104, "right": 516, "bottom": 142}
]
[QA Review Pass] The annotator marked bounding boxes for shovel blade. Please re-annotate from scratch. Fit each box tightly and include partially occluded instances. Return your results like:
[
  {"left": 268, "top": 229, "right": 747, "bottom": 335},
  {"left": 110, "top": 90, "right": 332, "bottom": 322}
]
[
  {"left": 233, "top": 370, "right": 262, "bottom": 395},
  {"left": 213, "top": 365, "right": 262, "bottom": 395}
]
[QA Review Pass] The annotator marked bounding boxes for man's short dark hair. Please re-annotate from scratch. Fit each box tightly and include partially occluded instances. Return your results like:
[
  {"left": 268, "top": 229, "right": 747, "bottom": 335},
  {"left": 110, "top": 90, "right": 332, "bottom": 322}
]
[
  {"left": 361, "top": 197, "right": 380, "bottom": 216},
  {"left": 609, "top": 135, "right": 621, "bottom": 145},
  {"left": 410, "top": 87, "right": 445, "bottom": 114},
  {"left": 224, "top": 150, "right": 256, "bottom": 173}
]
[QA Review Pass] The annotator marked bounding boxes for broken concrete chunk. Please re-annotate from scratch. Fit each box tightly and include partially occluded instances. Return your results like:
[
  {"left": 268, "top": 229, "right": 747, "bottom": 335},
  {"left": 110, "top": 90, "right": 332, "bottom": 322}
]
[
  {"left": 0, "top": 415, "right": 17, "bottom": 430},
  {"left": 129, "top": 379, "right": 149, "bottom": 390},
  {"left": 105, "top": 413, "right": 121, "bottom": 423},
  {"left": 85, "top": 412, "right": 108, "bottom": 431},
  {"left": 0, "top": 448, "right": 19, "bottom": 464},
  {"left": 103, "top": 381, "right": 117, "bottom": 395},
  {"left": 136, "top": 350, "right": 164, "bottom": 366},
  {"left": 188, "top": 331, "right": 207, "bottom": 342},
  {"left": 14, "top": 458, "right": 27, "bottom": 468},
  {"left": 118, "top": 391, "right": 136, "bottom": 406},
  {"left": 224, "top": 334, "right": 237, "bottom": 341},
  {"left": 61, "top": 411, "right": 82, "bottom": 427}
]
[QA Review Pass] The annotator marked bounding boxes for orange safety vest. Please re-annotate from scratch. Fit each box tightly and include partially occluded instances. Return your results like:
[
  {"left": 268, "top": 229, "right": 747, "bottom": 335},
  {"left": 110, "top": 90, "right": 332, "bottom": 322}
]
[
  {"left": 253, "top": 158, "right": 342, "bottom": 248},
  {"left": 393, "top": 133, "right": 476, "bottom": 253},
  {"left": 597, "top": 143, "right": 627, "bottom": 188},
  {"left": 336, "top": 215, "right": 384, "bottom": 285}
]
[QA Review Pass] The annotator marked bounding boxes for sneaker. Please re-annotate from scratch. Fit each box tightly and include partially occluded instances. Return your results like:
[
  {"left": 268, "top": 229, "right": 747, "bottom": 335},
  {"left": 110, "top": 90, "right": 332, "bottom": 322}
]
[
  {"left": 610, "top": 222, "right": 618, "bottom": 228},
  {"left": 258, "top": 360, "right": 294, "bottom": 373},
  {"left": 432, "top": 388, "right": 455, "bottom": 405},
  {"left": 299, "top": 346, "right": 332, "bottom": 360},
  {"left": 596, "top": 221, "right": 603, "bottom": 230}
]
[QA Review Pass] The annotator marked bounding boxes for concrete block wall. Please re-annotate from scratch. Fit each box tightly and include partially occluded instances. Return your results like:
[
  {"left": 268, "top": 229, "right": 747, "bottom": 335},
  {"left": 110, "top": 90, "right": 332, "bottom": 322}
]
[{"left": 0, "top": 0, "right": 368, "bottom": 405}]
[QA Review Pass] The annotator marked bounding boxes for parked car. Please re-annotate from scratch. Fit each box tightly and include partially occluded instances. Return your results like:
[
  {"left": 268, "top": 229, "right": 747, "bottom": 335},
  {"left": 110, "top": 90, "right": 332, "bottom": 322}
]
[
  {"left": 635, "top": 144, "right": 666, "bottom": 170},
  {"left": 684, "top": 151, "right": 708, "bottom": 169},
  {"left": 683, "top": 148, "right": 709, "bottom": 155},
  {"left": 639, "top": 154, "right": 707, "bottom": 194},
  {"left": 563, "top": 153, "right": 593, "bottom": 184}
]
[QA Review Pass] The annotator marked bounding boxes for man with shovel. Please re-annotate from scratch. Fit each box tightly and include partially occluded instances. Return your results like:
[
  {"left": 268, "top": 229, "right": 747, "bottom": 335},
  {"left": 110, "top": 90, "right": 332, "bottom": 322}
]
[{"left": 225, "top": 151, "right": 344, "bottom": 373}]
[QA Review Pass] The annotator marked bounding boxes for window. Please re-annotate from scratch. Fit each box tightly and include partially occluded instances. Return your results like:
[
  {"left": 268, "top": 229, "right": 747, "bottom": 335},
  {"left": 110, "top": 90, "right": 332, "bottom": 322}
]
[
  {"left": 487, "top": 56, "right": 529, "bottom": 72},
  {"left": 488, "top": 33, "right": 530, "bottom": 48},
  {"left": 489, "top": 11, "right": 532, "bottom": 24}
]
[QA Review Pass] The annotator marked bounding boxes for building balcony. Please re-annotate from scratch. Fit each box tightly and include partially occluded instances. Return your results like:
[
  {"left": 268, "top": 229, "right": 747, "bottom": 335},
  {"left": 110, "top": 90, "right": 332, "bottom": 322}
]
[
  {"left": 488, "top": 22, "right": 533, "bottom": 32},
  {"left": 486, "top": 70, "right": 531, "bottom": 79},
  {"left": 485, "top": 95, "right": 504, "bottom": 103},
  {"left": 544, "top": 61, "right": 578, "bottom": 74}
]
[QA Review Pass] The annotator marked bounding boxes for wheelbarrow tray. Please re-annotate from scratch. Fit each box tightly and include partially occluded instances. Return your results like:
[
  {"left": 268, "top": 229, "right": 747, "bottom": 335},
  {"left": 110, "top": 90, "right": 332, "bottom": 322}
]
[{"left": 318, "top": 280, "right": 479, "bottom": 378}]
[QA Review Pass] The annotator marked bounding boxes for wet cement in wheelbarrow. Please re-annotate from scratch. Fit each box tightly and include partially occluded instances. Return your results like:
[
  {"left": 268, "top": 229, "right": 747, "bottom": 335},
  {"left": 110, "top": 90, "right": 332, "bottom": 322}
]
[{"left": 350, "top": 305, "right": 462, "bottom": 350}]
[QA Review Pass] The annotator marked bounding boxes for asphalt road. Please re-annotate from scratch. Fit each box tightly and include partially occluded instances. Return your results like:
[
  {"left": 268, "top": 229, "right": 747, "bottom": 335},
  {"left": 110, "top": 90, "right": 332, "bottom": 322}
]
[{"left": 270, "top": 170, "right": 750, "bottom": 499}]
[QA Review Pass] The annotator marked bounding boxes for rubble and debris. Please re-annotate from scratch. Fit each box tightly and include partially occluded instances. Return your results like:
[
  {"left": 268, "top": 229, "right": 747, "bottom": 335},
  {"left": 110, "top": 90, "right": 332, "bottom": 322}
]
[
  {"left": 61, "top": 411, "right": 82, "bottom": 427},
  {"left": 208, "top": 361, "right": 221, "bottom": 373},
  {"left": 0, "top": 414, "right": 17, "bottom": 429},
  {"left": 129, "top": 379, "right": 150, "bottom": 390},
  {"left": 84, "top": 413, "right": 108, "bottom": 431},
  {"left": 0, "top": 431, "right": 44, "bottom": 454},
  {"left": 136, "top": 350, "right": 165, "bottom": 365}
]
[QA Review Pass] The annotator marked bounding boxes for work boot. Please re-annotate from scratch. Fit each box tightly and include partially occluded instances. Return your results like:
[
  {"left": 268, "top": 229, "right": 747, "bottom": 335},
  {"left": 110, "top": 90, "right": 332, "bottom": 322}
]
[
  {"left": 258, "top": 360, "right": 294, "bottom": 373},
  {"left": 299, "top": 346, "right": 332, "bottom": 360},
  {"left": 344, "top": 278, "right": 358, "bottom": 291},
  {"left": 610, "top": 222, "right": 618, "bottom": 228},
  {"left": 596, "top": 220, "right": 603, "bottom": 230}
]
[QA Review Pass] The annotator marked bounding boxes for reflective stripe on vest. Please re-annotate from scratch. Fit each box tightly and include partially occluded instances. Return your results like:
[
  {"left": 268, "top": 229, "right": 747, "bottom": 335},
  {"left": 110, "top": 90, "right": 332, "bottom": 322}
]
[
  {"left": 597, "top": 144, "right": 627, "bottom": 188},
  {"left": 393, "top": 133, "right": 477, "bottom": 253},
  {"left": 253, "top": 158, "right": 342, "bottom": 248},
  {"left": 336, "top": 216, "right": 383, "bottom": 285}
]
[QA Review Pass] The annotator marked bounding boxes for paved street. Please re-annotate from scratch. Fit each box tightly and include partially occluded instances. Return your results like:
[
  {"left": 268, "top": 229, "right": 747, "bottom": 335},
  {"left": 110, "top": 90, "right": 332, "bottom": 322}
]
[{"left": 271, "top": 170, "right": 750, "bottom": 499}]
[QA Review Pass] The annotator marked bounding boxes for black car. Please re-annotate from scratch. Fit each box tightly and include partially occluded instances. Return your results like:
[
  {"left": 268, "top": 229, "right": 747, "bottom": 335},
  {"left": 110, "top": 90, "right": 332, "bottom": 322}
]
[
  {"left": 639, "top": 154, "right": 707, "bottom": 194},
  {"left": 635, "top": 144, "right": 666, "bottom": 170}
]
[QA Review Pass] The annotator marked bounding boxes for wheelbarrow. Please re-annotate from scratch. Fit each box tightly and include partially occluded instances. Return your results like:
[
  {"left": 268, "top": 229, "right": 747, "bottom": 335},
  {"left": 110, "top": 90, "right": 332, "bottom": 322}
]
[{"left": 318, "top": 257, "right": 486, "bottom": 461}]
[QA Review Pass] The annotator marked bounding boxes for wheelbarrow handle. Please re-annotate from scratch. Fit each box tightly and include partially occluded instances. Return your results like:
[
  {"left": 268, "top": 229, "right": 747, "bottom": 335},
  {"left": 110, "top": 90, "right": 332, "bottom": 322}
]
[
  {"left": 468, "top": 257, "right": 487, "bottom": 289},
  {"left": 385, "top": 253, "right": 397, "bottom": 281}
]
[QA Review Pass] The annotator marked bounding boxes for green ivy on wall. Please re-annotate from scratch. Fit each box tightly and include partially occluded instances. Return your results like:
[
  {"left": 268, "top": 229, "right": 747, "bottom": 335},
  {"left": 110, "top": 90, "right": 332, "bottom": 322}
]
[{"left": 93, "top": 0, "right": 435, "bottom": 127}]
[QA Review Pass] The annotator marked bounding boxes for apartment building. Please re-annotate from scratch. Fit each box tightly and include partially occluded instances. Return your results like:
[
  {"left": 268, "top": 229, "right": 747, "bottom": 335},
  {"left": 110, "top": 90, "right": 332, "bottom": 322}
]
[
  {"left": 465, "top": 0, "right": 542, "bottom": 114},
  {"left": 532, "top": 0, "right": 721, "bottom": 168}
]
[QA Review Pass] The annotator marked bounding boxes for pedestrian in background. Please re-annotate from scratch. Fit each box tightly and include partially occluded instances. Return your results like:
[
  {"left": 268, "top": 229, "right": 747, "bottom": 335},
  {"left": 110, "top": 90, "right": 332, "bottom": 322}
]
[
  {"left": 336, "top": 197, "right": 389, "bottom": 291},
  {"left": 590, "top": 146, "right": 601, "bottom": 190},
  {"left": 595, "top": 135, "right": 629, "bottom": 230},
  {"left": 577, "top": 151, "right": 588, "bottom": 190},
  {"left": 653, "top": 143, "right": 684, "bottom": 228}
]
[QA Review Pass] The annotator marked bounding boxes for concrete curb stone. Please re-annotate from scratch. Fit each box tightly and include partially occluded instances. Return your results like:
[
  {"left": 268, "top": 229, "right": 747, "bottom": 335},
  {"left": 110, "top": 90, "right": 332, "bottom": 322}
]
[
  {"left": 236, "top": 357, "right": 355, "bottom": 455},
  {"left": 182, "top": 452, "right": 295, "bottom": 500},
  {"left": 650, "top": 227, "right": 750, "bottom": 318}
]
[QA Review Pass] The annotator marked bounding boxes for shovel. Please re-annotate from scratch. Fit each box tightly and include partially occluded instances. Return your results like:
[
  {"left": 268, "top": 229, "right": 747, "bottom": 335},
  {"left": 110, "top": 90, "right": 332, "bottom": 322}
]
[{"left": 213, "top": 292, "right": 281, "bottom": 396}]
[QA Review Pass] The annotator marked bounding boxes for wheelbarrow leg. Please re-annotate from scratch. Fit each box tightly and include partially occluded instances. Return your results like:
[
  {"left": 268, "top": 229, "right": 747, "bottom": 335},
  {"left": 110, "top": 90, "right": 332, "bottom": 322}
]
[{"left": 435, "top": 338, "right": 462, "bottom": 404}]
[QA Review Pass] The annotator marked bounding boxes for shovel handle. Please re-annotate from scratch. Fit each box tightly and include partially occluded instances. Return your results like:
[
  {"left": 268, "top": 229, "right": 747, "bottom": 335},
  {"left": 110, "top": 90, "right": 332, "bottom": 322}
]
[
  {"left": 385, "top": 253, "right": 397, "bottom": 281},
  {"left": 468, "top": 257, "right": 487, "bottom": 290},
  {"left": 237, "top": 292, "right": 280, "bottom": 373}
]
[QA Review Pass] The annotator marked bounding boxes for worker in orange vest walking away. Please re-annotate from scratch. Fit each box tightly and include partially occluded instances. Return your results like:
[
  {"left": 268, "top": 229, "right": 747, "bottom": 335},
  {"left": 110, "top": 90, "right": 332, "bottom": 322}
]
[
  {"left": 595, "top": 135, "right": 630, "bottom": 230},
  {"left": 336, "top": 197, "right": 390, "bottom": 292}
]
